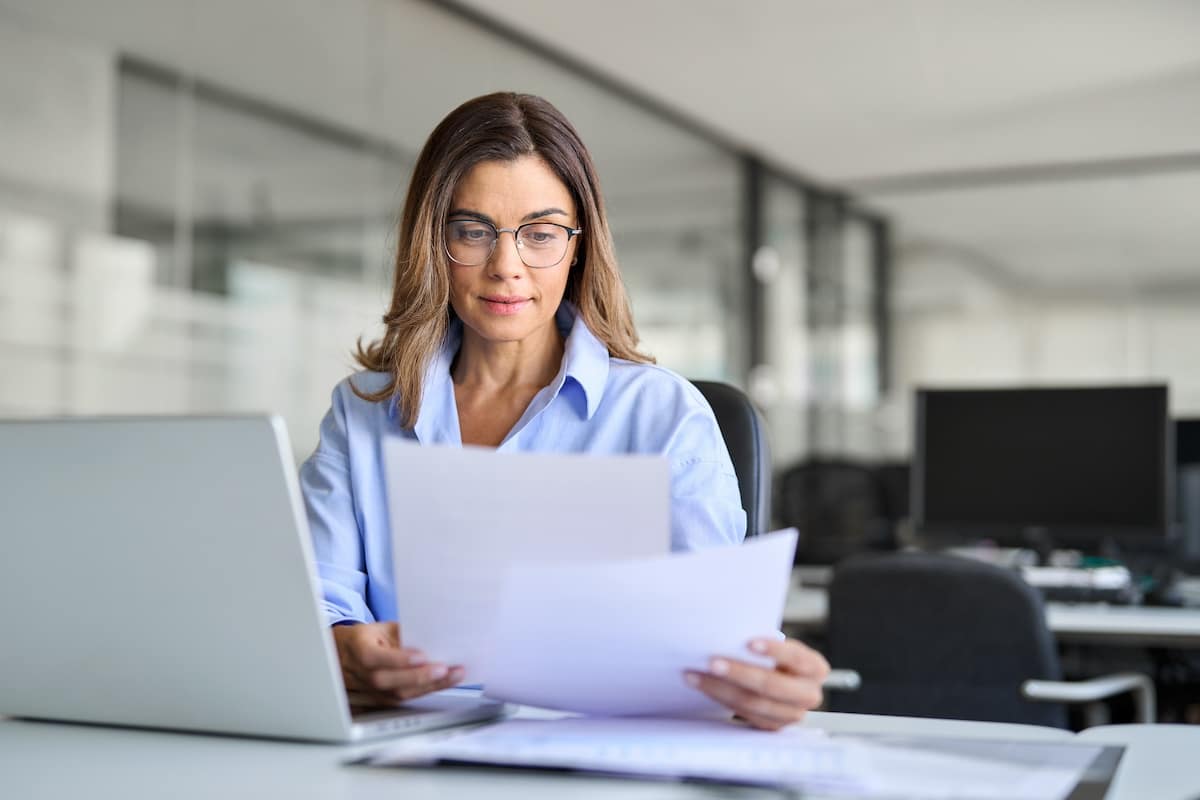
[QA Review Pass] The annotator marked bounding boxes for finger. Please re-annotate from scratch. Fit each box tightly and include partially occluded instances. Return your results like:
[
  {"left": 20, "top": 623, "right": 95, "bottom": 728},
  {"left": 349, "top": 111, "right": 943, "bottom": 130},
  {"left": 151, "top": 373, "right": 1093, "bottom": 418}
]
[
  {"left": 340, "top": 647, "right": 421, "bottom": 691},
  {"left": 736, "top": 710, "right": 791, "bottom": 732},
  {"left": 343, "top": 661, "right": 401, "bottom": 696},
  {"left": 706, "top": 657, "right": 823, "bottom": 708},
  {"left": 346, "top": 664, "right": 465, "bottom": 705},
  {"left": 355, "top": 643, "right": 428, "bottom": 671},
  {"left": 379, "top": 665, "right": 467, "bottom": 702},
  {"left": 421, "top": 666, "right": 467, "bottom": 695},
  {"left": 747, "top": 637, "right": 831, "bottom": 679},
  {"left": 363, "top": 662, "right": 454, "bottom": 693},
  {"left": 686, "top": 671, "right": 808, "bottom": 727}
]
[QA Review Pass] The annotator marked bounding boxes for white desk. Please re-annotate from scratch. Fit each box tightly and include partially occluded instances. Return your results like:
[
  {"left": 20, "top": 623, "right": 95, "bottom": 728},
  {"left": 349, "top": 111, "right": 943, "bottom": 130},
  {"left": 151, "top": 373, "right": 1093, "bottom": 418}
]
[
  {"left": 3, "top": 711, "right": 1197, "bottom": 799},
  {"left": 786, "top": 568, "right": 1200, "bottom": 647},
  {"left": 1076, "top": 724, "right": 1200, "bottom": 800}
]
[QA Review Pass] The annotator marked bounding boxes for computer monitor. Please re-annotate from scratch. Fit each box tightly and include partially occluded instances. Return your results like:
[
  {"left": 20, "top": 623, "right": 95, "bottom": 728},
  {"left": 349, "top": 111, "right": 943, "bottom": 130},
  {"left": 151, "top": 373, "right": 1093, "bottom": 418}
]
[
  {"left": 913, "top": 385, "right": 1172, "bottom": 551},
  {"left": 1177, "top": 418, "right": 1200, "bottom": 466}
]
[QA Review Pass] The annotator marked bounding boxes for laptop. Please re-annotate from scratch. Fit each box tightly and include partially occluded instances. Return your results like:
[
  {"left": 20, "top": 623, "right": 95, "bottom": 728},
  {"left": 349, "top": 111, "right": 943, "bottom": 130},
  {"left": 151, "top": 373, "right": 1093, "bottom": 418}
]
[{"left": 0, "top": 415, "right": 508, "bottom": 742}]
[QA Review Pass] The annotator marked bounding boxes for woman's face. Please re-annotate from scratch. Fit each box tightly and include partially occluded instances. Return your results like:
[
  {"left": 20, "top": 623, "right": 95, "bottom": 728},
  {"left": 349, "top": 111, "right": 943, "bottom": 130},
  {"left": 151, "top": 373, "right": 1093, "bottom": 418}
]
[{"left": 445, "top": 155, "right": 579, "bottom": 349}]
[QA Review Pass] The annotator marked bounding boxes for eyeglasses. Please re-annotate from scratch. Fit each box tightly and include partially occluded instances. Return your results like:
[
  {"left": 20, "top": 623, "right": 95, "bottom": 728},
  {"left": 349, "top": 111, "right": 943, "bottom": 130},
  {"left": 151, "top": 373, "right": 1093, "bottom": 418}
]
[{"left": 444, "top": 219, "right": 583, "bottom": 269}]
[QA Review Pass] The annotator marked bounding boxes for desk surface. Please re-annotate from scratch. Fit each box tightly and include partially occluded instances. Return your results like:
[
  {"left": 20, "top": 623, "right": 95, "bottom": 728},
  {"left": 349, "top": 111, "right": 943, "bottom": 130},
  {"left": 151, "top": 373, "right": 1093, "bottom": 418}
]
[
  {"left": 3, "top": 711, "right": 1197, "bottom": 799},
  {"left": 786, "top": 568, "right": 1200, "bottom": 647},
  {"left": 1076, "top": 724, "right": 1200, "bottom": 800}
]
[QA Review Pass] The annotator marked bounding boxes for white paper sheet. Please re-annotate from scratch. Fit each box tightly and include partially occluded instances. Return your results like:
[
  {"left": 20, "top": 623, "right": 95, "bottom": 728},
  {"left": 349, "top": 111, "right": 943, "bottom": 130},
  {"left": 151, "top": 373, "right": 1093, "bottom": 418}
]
[
  {"left": 481, "top": 530, "right": 798, "bottom": 716},
  {"left": 385, "top": 441, "right": 669, "bottom": 680},
  {"left": 357, "top": 717, "right": 1108, "bottom": 799},
  {"left": 359, "top": 717, "right": 866, "bottom": 792}
]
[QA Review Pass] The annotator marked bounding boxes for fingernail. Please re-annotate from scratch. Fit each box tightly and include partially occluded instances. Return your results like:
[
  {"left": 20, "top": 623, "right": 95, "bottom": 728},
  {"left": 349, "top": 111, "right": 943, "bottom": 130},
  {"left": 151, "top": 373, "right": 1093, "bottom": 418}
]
[
  {"left": 684, "top": 672, "right": 701, "bottom": 688},
  {"left": 710, "top": 658, "right": 729, "bottom": 676},
  {"left": 429, "top": 665, "right": 448, "bottom": 680},
  {"left": 408, "top": 652, "right": 427, "bottom": 666},
  {"left": 448, "top": 666, "right": 465, "bottom": 682},
  {"left": 749, "top": 639, "right": 768, "bottom": 655}
]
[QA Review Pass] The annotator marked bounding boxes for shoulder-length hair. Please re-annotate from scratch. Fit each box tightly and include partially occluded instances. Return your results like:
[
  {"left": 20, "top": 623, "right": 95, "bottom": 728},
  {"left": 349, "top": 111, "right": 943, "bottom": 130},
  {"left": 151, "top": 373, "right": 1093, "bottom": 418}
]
[{"left": 354, "top": 91, "right": 652, "bottom": 428}]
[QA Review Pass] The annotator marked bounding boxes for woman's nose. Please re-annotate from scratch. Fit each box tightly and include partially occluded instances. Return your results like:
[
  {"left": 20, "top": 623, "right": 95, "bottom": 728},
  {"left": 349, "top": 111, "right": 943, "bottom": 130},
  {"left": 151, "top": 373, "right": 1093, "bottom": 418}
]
[{"left": 486, "top": 231, "right": 526, "bottom": 278}]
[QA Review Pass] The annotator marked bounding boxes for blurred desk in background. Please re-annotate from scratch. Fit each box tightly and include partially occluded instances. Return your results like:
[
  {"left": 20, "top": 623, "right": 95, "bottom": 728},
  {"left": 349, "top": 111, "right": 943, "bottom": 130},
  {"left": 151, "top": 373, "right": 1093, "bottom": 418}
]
[{"left": 786, "top": 567, "right": 1200, "bottom": 648}]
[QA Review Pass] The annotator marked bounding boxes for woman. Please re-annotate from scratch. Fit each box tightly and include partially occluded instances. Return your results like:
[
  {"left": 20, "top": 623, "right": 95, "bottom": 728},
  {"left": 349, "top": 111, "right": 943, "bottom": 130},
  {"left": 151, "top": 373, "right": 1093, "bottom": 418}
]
[{"left": 300, "top": 92, "right": 829, "bottom": 731}]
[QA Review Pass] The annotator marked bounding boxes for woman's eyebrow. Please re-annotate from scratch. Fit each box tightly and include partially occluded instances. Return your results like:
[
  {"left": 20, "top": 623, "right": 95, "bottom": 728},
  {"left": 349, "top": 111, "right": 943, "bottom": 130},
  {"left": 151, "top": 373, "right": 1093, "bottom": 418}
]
[
  {"left": 520, "top": 207, "right": 569, "bottom": 222},
  {"left": 447, "top": 208, "right": 495, "bottom": 225},
  {"left": 447, "top": 207, "right": 570, "bottom": 225}
]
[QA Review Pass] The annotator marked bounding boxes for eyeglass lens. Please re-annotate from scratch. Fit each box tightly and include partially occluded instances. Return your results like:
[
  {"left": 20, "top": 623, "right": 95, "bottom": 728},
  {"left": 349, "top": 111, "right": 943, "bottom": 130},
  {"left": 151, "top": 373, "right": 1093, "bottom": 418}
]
[{"left": 445, "top": 221, "right": 572, "bottom": 268}]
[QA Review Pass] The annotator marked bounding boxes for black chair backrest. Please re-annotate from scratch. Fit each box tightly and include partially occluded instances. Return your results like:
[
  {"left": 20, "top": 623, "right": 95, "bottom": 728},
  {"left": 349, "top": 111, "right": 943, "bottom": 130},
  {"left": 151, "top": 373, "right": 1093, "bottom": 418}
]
[
  {"left": 776, "top": 460, "right": 891, "bottom": 563},
  {"left": 690, "top": 380, "right": 771, "bottom": 538},
  {"left": 827, "top": 552, "right": 1067, "bottom": 728}
]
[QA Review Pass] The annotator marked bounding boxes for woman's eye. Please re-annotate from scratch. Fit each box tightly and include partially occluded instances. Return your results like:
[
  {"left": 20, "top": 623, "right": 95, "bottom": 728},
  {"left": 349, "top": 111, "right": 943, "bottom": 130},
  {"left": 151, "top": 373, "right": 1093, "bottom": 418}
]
[
  {"left": 451, "top": 224, "right": 491, "bottom": 243},
  {"left": 522, "top": 227, "right": 562, "bottom": 246}
]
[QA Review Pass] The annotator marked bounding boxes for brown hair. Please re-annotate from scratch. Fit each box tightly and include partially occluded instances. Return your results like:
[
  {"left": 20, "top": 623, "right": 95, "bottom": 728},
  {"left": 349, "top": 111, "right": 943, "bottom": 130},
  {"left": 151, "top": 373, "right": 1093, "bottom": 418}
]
[{"left": 353, "top": 92, "right": 651, "bottom": 427}]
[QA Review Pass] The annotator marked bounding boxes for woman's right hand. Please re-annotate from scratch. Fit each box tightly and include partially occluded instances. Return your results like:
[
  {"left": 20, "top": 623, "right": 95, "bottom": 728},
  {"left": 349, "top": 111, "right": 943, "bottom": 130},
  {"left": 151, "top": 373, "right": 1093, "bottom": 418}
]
[{"left": 331, "top": 621, "right": 464, "bottom": 708}]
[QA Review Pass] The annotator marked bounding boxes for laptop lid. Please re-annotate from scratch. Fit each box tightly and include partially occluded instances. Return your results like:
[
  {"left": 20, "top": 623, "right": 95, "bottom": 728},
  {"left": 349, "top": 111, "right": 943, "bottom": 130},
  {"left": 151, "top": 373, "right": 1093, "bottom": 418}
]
[{"left": 0, "top": 415, "right": 499, "bottom": 742}]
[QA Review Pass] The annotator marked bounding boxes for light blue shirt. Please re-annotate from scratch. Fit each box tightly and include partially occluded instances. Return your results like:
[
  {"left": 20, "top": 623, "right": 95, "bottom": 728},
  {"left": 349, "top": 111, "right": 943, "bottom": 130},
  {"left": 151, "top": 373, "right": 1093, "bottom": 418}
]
[{"left": 299, "top": 303, "right": 746, "bottom": 625}]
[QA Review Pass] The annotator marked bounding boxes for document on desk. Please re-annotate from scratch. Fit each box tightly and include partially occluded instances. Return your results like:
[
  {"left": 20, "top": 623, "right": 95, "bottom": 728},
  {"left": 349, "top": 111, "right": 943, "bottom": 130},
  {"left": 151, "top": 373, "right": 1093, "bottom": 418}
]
[
  {"left": 480, "top": 530, "right": 798, "bottom": 716},
  {"left": 354, "top": 716, "right": 1118, "bottom": 799},
  {"left": 385, "top": 442, "right": 670, "bottom": 682}
]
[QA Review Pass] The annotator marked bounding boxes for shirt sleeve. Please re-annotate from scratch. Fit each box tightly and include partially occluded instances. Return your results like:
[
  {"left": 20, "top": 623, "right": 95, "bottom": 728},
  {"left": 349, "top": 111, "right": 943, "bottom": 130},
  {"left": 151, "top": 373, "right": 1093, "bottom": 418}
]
[
  {"left": 298, "top": 385, "right": 376, "bottom": 626},
  {"left": 665, "top": 404, "right": 748, "bottom": 551}
]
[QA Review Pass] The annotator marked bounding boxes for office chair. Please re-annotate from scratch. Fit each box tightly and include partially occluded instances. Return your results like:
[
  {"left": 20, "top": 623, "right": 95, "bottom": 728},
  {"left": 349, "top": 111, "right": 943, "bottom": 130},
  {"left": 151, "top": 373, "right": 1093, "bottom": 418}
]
[
  {"left": 690, "top": 380, "right": 771, "bottom": 538},
  {"left": 825, "top": 552, "right": 1155, "bottom": 728},
  {"left": 775, "top": 460, "right": 893, "bottom": 563}
]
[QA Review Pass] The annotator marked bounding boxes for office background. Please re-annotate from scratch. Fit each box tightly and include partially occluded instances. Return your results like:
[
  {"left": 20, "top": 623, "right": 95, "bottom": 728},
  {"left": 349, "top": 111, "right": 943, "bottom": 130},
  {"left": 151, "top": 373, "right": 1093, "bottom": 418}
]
[{"left": 1, "top": 0, "right": 1198, "bottom": 472}]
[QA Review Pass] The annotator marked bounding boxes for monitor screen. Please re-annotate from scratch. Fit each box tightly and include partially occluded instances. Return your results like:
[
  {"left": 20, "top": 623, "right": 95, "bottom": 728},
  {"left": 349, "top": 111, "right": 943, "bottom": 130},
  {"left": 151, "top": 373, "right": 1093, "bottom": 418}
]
[
  {"left": 1177, "top": 418, "right": 1200, "bottom": 466},
  {"left": 914, "top": 385, "right": 1170, "bottom": 544}
]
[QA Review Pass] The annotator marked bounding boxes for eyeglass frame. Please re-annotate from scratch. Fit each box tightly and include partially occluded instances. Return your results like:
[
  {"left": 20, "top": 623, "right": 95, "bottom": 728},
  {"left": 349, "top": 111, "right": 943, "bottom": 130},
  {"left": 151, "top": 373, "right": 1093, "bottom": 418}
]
[{"left": 443, "top": 218, "right": 584, "bottom": 269}]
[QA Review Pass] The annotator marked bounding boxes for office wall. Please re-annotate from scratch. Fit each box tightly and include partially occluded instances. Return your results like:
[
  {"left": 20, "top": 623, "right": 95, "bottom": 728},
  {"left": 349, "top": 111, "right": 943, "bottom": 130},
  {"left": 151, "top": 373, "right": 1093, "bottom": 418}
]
[
  {"left": 0, "top": 0, "right": 749, "bottom": 460},
  {"left": 886, "top": 250, "right": 1200, "bottom": 455},
  {"left": 0, "top": 20, "right": 113, "bottom": 230}
]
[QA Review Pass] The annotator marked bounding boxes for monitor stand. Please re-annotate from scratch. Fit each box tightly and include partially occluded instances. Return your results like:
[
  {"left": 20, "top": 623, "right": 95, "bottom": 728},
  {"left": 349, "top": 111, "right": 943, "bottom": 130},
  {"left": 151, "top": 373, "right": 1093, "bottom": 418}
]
[{"left": 1020, "top": 526, "right": 1055, "bottom": 566}]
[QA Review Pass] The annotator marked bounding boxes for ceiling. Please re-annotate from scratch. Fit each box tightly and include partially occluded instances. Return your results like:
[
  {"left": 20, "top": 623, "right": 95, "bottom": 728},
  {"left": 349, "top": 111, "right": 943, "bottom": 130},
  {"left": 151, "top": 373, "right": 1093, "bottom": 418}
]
[
  {"left": 3, "top": 0, "right": 1199, "bottom": 295},
  {"left": 453, "top": 0, "right": 1200, "bottom": 296}
]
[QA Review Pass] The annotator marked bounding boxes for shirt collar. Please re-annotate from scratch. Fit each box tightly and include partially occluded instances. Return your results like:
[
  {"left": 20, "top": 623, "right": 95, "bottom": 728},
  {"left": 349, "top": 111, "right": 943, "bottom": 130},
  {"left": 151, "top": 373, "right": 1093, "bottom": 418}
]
[
  {"left": 407, "top": 320, "right": 461, "bottom": 444},
  {"left": 399, "top": 302, "right": 611, "bottom": 437},
  {"left": 556, "top": 302, "right": 610, "bottom": 421}
]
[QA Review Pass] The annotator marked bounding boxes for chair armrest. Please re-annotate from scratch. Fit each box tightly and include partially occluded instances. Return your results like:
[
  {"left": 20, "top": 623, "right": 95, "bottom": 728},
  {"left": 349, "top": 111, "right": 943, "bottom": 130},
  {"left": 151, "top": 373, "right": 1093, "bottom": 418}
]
[
  {"left": 1021, "top": 672, "right": 1156, "bottom": 723},
  {"left": 823, "top": 669, "right": 862, "bottom": 692}
]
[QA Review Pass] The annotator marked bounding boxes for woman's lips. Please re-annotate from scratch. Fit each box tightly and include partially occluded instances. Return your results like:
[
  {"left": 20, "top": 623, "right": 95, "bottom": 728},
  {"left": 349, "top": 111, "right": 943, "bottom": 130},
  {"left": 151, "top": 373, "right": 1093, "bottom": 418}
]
[{"left": 480, "top": 296, "right": 531, "bottom": 315}]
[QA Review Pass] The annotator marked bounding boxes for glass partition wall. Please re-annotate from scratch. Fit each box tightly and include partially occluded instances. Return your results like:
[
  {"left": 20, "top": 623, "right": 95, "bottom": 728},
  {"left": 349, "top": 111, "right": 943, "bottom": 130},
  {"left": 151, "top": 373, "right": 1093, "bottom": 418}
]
[
  {"left": 754, "top": 169, "right": 892, "bottom": 468},
  {"left": 0, "top": 0, "right": 890, "bottom": 468}
]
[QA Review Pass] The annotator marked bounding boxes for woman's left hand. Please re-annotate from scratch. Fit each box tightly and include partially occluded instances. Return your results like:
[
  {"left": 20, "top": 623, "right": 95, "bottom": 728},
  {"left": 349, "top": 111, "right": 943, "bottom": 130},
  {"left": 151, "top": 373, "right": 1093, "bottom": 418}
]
[{"left": 685, "top": 636, "right": 830, "bottom": 731}]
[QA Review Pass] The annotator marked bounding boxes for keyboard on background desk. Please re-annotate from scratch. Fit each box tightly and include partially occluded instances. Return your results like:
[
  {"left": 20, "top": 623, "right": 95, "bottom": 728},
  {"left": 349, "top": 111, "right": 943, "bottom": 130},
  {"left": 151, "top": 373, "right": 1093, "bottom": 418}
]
[
  {"left": 1021, "top": 565, "right": 1138, "bottom": 605},
  {"left": 798, "top": 554, "right": 1168, "bottom": 605}
]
